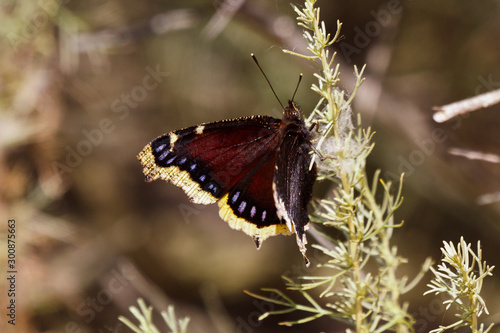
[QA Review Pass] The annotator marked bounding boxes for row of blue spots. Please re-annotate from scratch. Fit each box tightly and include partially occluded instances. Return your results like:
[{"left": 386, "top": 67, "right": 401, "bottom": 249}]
[
  {"left": 155, "top": 144, "right": 174, "bottom": 164},
  {"left": 154, "top": 142, "right": 217, "bottom": 196},
  {"left": 196, "top": 171, "right": 219, "bottom": 195},
  {"left": 156, "top": 144, "right": 194, "bottom": 170},
  {"left": 231, "top": 191, "right": 267, "bottom": 222}
]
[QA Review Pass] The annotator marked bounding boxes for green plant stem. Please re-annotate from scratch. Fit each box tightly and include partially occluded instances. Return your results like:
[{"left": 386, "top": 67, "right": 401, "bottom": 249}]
[
  {"left": 348, "top": 215, "right": 364, "bottom": 332},
  {"left": 470, "top": 288, "right": 478, "bottom": 333}
]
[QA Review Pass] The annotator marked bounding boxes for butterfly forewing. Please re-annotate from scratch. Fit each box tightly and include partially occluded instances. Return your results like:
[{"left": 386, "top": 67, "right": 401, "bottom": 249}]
[{"left": 138, "top": 116, "right": 281, "bottom": 204}]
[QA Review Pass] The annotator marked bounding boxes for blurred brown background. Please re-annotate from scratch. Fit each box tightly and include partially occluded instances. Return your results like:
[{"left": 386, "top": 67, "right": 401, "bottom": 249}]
[{"left": 1, "top": 0, "right": 500, "bottom": 332}]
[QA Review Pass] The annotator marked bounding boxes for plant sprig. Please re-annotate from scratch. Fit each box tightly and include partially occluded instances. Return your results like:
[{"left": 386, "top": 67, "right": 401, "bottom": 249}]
[
  {"left": 424, "top": 237, "right": 494, "bottom": 333},
  {"left": 119, "top": 298, "right": 190, "bottom": 333}
]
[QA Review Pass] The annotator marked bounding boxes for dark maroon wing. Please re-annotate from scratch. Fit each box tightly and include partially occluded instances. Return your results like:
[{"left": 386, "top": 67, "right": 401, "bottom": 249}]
[
  {"left": 138, "top": 115, "right": 282, "bottom": 204},
  {"left": 218, "top": 151, "right": 292, "bottom": 248},
  {"left": 137, "top": 115, "right": 293, "bottom": 245}
]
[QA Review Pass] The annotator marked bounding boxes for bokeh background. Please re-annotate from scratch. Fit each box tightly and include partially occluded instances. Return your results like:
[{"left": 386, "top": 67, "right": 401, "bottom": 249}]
[{"left": 1, "top": 0, "right": 500, "bottom": 332}]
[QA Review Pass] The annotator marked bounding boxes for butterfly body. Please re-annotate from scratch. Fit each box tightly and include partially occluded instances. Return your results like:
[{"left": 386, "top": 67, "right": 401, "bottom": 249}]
[{"left": 138, "top": 101, "right": 316, "bottom": 264}]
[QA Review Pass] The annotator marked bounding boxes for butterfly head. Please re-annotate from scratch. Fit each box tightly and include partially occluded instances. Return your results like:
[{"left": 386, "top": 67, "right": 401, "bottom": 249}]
[{"left": 284, "top": 100, "right": 303, "bottom": 120}]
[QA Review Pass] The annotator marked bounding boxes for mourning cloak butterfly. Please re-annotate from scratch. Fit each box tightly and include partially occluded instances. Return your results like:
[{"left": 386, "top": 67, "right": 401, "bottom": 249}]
[{"left": 137, "top": 60, "right": 317, "bottom": 265}]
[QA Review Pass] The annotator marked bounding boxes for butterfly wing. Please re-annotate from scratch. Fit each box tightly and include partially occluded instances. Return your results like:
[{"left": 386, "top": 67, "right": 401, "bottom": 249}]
[
  {"left": 138, "top": 115, "right": 291, "bottom": 244},
  {"left": 218, "top": 151, "right": 291, "bottom": 248},
  {"left": 273, "top": 106, "right": 317, "bottom": 263},
  {"left": 138, "top": 115, "right": 281, "bottom": 204}
]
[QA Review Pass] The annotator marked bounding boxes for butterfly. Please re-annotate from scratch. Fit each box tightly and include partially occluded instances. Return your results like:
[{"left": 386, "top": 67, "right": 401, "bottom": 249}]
[{"left": 137, "top": 58, "right": 317, "bottom": 265}]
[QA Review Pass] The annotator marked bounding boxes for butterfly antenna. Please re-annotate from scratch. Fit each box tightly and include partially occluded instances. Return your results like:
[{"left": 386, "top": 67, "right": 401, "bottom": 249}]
[
  {"left": 292, "top": 73, "right": 303, "bottom": 102},
  {"left": 251, "top": 53, "right": 284, "bottom": 109}
]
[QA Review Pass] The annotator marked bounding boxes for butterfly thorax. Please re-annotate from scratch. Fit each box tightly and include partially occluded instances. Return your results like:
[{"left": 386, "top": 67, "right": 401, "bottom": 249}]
[{"left": 280, "top": 101, "right": 311, "bottom": 142}]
